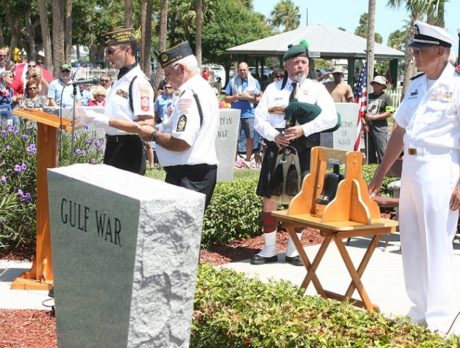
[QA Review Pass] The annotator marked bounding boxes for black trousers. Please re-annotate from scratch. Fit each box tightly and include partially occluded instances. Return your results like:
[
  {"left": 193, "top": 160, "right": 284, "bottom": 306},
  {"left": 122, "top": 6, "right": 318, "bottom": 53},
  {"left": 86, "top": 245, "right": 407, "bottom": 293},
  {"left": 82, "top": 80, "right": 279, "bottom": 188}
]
[
  {"left": 164, "top": 164, "right": 217, "bottom": 208},
  {"left": 104, "top": 135, "right": 146, "bottom": 175}
]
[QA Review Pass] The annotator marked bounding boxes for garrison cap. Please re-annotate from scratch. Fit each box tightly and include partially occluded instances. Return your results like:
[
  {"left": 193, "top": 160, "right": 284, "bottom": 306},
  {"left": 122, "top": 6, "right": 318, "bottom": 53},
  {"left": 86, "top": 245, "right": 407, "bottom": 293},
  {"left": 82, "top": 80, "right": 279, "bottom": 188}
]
[
  {"left": 283, "top": 44, "right": 309, "bottom": 62},
  {"left": 409, "top": 21, "right": 453, "bottom": 48},
  {"left": 60, "top": 64, "right": 71, "bottom": 72},
  {"left": 157, "top": 41, "right": 194, "bottom": 68},
  {"left": 103, "top": 27, "right": 137, "bottom": 46}
]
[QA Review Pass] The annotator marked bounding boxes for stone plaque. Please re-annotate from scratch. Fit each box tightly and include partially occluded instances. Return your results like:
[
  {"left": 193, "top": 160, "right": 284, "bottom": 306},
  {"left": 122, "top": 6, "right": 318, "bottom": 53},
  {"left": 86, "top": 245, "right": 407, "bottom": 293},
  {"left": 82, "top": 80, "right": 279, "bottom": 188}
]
[
  {"left": 48, "top": 164, "right": 205, "bottom": 348},
  {"left": 215, "top": 108, "right": 241, "bottom": 182},
  {"left": 332, "top": 103, "right": 360, "bottom": 151}
]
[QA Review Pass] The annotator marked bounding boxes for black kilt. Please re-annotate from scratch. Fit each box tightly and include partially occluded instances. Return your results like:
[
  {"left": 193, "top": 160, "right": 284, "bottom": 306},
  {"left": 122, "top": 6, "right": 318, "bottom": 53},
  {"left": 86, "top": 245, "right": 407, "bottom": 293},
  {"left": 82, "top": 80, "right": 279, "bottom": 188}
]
[{"left": 256, "top": 133, "right": 319, "bottom": 198}]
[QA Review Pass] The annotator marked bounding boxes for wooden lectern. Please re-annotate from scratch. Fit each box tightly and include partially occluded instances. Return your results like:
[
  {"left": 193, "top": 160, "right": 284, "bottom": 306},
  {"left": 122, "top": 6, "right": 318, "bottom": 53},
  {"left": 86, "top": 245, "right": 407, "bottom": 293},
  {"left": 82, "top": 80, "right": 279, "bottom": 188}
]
[
  {"left": 11, "top": 108, "right": 72, "bottom": 290},
  {"left": 272, "top": 147, "right": 398, "bottom": 312}
]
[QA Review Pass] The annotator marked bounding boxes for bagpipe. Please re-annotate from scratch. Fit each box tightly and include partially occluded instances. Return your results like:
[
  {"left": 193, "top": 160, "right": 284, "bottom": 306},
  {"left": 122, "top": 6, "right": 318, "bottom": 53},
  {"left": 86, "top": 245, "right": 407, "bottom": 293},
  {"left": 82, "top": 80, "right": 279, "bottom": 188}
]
[{"left": 267, "top": 102, "right": 342, "bottom": 203}]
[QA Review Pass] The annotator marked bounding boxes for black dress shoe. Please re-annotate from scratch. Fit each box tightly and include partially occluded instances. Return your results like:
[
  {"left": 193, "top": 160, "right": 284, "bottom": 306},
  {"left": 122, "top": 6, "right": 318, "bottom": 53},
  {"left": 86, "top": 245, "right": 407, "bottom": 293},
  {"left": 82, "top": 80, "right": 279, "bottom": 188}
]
[
  {"left": 250, "top": 254, "right": 278, "bottom": 265},
  {"left": 285, "top": 255, "right": 303, "bottom": 266}
]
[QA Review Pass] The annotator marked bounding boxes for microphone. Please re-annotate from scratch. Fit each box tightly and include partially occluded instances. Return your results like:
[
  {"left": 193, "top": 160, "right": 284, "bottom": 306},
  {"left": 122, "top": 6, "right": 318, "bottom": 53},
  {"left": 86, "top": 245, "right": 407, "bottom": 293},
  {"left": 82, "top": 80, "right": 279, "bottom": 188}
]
[{"left": 72, "top": 77, "right": 100, "bottom": 86}]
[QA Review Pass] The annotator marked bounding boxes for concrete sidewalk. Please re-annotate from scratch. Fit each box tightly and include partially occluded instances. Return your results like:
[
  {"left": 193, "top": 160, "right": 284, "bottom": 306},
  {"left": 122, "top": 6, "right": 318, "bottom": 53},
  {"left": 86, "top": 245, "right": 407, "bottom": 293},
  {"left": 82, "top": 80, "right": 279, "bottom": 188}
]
[
  {"left": 222, "top": 233, "right": 460, "bottom": 326},
  {"left": 3, "top": 233, "right": 460, "bottom": 331},
  {"left": 0, "top": 260, "right": 53, "bottom": 311}
]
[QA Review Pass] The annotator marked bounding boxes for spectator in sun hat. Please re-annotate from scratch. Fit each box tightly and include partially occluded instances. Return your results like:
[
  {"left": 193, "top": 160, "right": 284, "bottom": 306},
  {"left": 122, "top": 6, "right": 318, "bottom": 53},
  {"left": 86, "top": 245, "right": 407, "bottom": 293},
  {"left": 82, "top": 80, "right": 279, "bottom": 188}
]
[
  {"left": 369, "top": 20, "right": 460, "bottom": 334},
  {"left": 364, "top": 75, "right": 394, "bottom": 164},
  {"left": 48, "top": 63, "right": 81, "bottom": 107},
  {"left": 323, "top": 66, "right": 353, "bottom": 102}
]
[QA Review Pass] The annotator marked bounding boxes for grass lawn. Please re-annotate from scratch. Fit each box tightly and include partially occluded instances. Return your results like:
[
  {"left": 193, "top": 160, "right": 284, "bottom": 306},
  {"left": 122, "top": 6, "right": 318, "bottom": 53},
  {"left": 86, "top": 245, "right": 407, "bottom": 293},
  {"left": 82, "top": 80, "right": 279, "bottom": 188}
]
[{"left": 145, "top": 167, "right": 260, "bottom": 181}]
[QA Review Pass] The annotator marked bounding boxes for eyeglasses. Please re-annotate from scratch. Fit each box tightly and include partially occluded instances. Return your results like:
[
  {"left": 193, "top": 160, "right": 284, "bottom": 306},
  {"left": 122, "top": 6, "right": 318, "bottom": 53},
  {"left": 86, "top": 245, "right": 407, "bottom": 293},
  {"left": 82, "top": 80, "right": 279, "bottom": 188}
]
[
  {"left": 27, "top": 87, "right": 38, "bottom": 90},
  {"left": 28, "top": 64, "right": 36, "bottom": 68},
  {"left": 165, "top": 86, "right": 172, "bottom": 89},
  {"left": 411, "top": 46, "right": 435, "bottom": 55},
  {"left": 105, "top": 47, "right": 124, "bottom": 55},
  {"left": 274, "top": 75, "right": 284, "bottom": 79},
  {"left": 0, "top": 55, "right": 6, "bottom": 58}
]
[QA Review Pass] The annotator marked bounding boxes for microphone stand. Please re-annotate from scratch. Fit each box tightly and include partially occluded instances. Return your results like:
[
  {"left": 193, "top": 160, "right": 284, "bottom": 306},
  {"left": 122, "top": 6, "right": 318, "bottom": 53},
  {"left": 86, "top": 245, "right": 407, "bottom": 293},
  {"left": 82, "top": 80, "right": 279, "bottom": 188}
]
[{"left": 70, "top": 83, "right": 78, "bottom": 164}]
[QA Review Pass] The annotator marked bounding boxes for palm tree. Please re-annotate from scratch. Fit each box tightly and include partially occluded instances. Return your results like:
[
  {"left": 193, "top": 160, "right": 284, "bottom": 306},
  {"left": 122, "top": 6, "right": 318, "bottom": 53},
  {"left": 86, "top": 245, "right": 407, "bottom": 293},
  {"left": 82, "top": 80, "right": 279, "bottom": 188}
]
[
  {"left": 270, "top": 0, "right": 300, "bottom": 32},
  {"left": 195, "top": 0, "right": 203, "bottom": 65},
  {"left": 386, "top": 0, "right": 447, "bottom": 94},
  {"left": 140, "top": 0, "right": 154, "bottom": 77},
  {"left": 154, "top": 0, "right": 169, "bottom": 88},
  {"left": 38, "top": 0, "right": 52, "bottom": 69},
  {"left": 125, "top": 0, "right": 134, "bottom": 28},
  {"left": 64, "top": 0, "right": 73, "bottom": 63},
  {"left": 52, "top": 0, "right": 65, "bottom": 74},
  {"left": 367, "top": 0, "right": 376, "bottom": 90}
]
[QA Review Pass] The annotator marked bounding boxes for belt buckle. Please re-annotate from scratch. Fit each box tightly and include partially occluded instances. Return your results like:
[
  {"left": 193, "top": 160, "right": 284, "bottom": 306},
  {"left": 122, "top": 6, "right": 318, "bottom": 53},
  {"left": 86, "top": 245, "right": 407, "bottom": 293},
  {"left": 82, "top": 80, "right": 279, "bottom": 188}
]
[{"left": 408, "top": 148, "right": 417, "bottom": 155}]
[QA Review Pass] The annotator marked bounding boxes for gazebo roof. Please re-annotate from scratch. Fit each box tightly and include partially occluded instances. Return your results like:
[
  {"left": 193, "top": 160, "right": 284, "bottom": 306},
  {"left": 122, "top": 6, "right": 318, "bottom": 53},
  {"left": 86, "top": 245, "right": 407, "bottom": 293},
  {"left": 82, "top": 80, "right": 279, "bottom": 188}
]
[{"left": 227, "top": 24, "right": 404, "bottom": 60}]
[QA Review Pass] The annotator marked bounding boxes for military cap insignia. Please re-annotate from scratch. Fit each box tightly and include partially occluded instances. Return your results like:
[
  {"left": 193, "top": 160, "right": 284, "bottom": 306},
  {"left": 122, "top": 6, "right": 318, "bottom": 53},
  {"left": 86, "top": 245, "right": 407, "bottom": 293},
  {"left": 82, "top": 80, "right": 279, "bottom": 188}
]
[
  {"left": 156, "top": 41, "right": 194, "bottom": 68},
  {"left": 103, "top": 26, "right": 138, "bottom": 46},
  {"left": 176, "top": 115, "right": 187, "bottom": 132}
]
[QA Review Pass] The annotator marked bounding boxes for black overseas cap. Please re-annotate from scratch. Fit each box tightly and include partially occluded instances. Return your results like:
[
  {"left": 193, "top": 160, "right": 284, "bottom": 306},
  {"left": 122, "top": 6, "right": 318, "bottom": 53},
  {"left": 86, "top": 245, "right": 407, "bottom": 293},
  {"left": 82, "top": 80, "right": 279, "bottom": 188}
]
[
  {"left": 103, "top": 26, "right": 137, "bottom": 46},
  {"left": 283, "top": 44, "right": 309, "bottom": 62},
  {"left": 157, "top": 41, "right": 194, "bottom": 68}
]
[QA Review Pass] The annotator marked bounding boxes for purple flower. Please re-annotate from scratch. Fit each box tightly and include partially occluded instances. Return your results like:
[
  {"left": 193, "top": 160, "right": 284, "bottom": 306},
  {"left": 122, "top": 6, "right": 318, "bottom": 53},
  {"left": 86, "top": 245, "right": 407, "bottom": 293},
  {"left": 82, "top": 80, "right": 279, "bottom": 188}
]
[
  {"left": 21, "top": 134, "right": 29, "bottom": 140},
  {"left": 1, "top": 175, "right": 6, "bottom": 184},
  {"left": 21, "top": 163, "right": 27, "bottom": 171},
  {"left": 1, "top": 130, "right": 7, "bottom": 137},
  {"left": 26, "top": 144, "right": 37, "bottom": 154},
  {"left": 7, "top": 125, "right": 18, "bottom": 134},
  {"left": 90, "top": 158, "right": 96, "bottom": 164},
  {"left": 16, "top": 189, "right": 32, "bottom": 202},
  {"left": 14, "top": 164, "right": 22, "bottom": 173},
  {"left": 5, "top": 145, "right": 11, "bottom": 152}
]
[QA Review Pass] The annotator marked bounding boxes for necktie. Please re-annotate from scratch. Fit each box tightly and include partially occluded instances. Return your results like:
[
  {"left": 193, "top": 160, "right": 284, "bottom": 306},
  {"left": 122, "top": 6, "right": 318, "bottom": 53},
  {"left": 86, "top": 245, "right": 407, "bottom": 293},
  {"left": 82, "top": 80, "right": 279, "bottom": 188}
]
[{"left": 289, "top": 82, "right": 297, "bottom": 102}]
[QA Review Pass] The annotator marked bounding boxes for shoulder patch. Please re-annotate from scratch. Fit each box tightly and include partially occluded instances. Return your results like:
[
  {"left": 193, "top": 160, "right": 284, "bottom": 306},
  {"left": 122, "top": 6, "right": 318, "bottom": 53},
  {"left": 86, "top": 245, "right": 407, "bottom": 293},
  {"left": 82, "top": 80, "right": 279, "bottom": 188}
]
[
  {"left": 411, "top": 72, "right": 425, "bottom": 80},
  {"left": 176, "top": 115, "right": 187, "bottom": 132}
]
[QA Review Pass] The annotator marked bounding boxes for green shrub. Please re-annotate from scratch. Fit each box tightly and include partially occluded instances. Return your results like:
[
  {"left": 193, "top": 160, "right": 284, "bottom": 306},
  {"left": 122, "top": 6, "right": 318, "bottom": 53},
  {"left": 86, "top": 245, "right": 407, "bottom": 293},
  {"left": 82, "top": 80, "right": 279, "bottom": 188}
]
[
  {"left": 362, "top": 163, "right": 400, "bottom": 197},
  {"left": 192, "top": 264, "right": 456, "bottom": 347},
  {"left": 202, "top": 178, "right": 262, "bottom": 248},
  {"left": 0, "top": 121, "right": 104, "bottom": 250}
]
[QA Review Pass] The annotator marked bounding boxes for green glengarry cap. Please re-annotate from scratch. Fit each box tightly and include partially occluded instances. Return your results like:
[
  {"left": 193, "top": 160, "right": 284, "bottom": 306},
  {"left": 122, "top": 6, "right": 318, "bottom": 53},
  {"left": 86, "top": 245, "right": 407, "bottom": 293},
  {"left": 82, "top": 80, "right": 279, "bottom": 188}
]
[
  {"left": 283, "top": 44, "right": 309, "bottom": 62},
  {"left": 103, "top": 27, "right": 137, "bottom": 46},
  {"left": 157, "top": 41, "right": 194, "bottom": 68}
]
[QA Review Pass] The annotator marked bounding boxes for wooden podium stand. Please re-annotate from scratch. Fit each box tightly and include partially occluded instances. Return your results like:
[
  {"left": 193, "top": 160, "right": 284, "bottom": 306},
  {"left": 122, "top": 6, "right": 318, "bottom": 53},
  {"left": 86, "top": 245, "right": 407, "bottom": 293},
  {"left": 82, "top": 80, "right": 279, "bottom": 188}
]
[
  {"left": 11, "top": 108, "right": 72, "bottom": 290},
  {"left": 272, "top": 147, "right": 398, "bottom": 312}
]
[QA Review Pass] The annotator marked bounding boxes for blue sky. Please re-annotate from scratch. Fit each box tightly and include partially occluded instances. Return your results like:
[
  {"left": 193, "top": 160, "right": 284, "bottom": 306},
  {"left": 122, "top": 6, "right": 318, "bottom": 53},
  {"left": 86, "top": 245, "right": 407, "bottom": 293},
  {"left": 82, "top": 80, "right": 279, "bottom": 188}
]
[{"left": 253, "top": 0, "right": 460, "bottom": 57}]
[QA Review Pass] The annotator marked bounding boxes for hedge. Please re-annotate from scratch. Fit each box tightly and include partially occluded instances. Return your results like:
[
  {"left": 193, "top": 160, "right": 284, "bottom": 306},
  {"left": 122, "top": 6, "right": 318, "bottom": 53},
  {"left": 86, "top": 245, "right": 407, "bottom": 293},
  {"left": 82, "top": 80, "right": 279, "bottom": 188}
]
[{"left": 191, "top": 264, "right": 457, "bottom": 347}]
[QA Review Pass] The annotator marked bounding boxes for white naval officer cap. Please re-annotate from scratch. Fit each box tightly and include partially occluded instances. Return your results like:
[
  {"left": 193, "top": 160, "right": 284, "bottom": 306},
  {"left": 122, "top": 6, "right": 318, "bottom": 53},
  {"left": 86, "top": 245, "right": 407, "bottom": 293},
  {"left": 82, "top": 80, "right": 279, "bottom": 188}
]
[{"left": 408, "top": 21, "right": 453, "bottom": 48}]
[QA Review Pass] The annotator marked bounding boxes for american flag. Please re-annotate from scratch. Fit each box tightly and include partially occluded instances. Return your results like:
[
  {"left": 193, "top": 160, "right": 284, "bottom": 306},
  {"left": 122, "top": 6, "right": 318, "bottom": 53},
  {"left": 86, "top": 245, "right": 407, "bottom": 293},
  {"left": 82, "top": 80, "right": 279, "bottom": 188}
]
[{"left": 353, "top": 62, "right": 367, "bottom": 151}]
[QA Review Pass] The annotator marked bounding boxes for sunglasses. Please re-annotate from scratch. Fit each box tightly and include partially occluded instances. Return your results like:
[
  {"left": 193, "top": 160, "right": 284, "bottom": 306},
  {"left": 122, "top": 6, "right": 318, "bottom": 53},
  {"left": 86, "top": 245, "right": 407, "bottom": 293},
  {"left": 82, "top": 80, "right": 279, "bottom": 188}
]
[
  {"left": 95, "top": 94, "right": 105, "bottom": 97},
  {"left": 27, "top": 87, "right": 38, "bottom": 90},
  {"left": 105, "top": 47, "right": 123, "bottom": 55},
  {"left": 100, "top": 79, "right": 110, "bottom": 83},
  {"left": 165, "top": 86, "right": 172, "bottom": 89},
  {"left": 274, "top": 75, "right": 284, "bottom": 79},
  {"left": 32, "top": 74, "right": 40, "bottom": 78},
  {"left": 28, "top": 64, "right": 36, "bottom": 68},
  {"left": 0, "top": 55, "right": 6, "bottom": 58}
]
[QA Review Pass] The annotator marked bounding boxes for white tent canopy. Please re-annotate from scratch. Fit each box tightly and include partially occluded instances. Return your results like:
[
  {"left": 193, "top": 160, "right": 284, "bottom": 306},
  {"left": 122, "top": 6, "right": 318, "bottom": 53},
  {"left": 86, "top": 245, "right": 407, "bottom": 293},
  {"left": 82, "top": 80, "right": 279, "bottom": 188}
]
[{"left": 226, "top": 24, "right": 404, "bottom": 60}]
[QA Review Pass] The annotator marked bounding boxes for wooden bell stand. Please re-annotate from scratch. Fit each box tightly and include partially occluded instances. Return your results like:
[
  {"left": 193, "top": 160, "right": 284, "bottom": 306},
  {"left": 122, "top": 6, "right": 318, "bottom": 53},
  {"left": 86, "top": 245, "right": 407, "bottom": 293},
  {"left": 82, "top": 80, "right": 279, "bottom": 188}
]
[
  {"left": 11, "top": 109, "right": 73, "bottom": 290},
  {"left": 272, "top": 147, "right": 398, "bottom": 312}
]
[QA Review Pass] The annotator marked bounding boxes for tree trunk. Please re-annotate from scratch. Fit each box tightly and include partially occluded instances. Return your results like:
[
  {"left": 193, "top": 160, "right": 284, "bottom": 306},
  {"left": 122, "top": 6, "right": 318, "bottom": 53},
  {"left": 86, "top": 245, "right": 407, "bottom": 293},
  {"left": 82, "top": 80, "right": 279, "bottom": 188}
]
[
  {"left": 195, "top": 0, "right": 203, "bottom": 66},
  {"left": 155, "top": 0, "right": 168, "bottom": 88},
  {"left": 64, "top": 0, "right": 73, "bottom": 63},
  {"left": 52, "top": 0, "right": 65, "bottom": 75},
  {"left": 366, "top": 0, "right": 376, "bottom": 90},
  {"left": 24, "top": 10, "right": 37, "bottom": 61},
  {"left": 401, "top": 17, "right": 418, "bottom": 97},
  {"left": 38, "top": 0, "right": 53, "bottom": 70},
  {"left": 125, "top": 0, "right": 134, "bottom": 28},
  {"left": 140, "top": 0, "right": 154, "bottom": 77}
]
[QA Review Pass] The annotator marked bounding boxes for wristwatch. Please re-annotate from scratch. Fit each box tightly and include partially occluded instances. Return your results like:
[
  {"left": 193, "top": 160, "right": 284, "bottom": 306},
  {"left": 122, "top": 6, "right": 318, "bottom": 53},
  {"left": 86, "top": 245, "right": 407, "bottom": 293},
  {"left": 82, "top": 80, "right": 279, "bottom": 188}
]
[{"left": 150, "top": 130, "right": 158, "bottom": 142}]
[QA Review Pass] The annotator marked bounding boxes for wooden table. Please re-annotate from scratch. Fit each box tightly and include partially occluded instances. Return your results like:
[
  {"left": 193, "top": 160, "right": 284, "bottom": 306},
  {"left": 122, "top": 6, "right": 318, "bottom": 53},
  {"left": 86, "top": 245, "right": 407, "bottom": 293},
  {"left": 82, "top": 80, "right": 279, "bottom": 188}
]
[{"left": 271, "top": 147, "right": 399, "bottom": 312}]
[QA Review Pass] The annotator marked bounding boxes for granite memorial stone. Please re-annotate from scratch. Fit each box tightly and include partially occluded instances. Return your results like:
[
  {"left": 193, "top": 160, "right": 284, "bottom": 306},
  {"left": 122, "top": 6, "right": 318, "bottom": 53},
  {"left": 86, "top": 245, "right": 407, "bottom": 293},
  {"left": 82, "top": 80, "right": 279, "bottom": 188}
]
[
  {"left": 48, "top": 164, "right": 205, "bottom": 348},
  {"left": 215, "top": 108, "right": 240, "bottom": 182}
]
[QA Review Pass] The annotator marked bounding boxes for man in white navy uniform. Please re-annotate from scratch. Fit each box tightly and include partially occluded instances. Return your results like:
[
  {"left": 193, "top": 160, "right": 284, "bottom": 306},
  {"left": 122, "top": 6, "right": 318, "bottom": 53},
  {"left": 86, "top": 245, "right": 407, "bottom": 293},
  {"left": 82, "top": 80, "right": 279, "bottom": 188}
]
[
  {"left": 369, "top": 21, "right": 460, "bottom": 334},
  {"left": 82, "top": 26, "right": 154, "bottom": 175},
  {"left": 137, "top": 41, "right": 219, "bottom": 208},
  {"left": 251, "top": 43, "right": 337, "bottom": 266}
]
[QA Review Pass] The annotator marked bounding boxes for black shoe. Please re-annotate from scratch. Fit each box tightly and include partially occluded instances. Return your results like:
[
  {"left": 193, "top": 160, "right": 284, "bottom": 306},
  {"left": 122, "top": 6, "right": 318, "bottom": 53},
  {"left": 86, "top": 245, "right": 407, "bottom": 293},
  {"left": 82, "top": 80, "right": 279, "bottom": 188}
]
[
  {"left": 250, "top": 254, "right": 278, "bottom": 265},
  {"left": 285, "top": 255, "right": 303, "bottom": 266}
]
